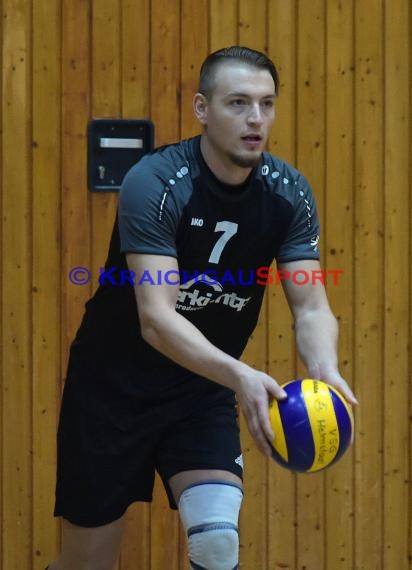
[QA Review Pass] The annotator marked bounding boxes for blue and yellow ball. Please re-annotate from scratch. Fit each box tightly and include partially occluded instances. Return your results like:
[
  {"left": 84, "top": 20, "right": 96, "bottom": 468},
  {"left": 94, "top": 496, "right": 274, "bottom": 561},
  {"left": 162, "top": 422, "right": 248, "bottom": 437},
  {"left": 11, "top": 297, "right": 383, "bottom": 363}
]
[{"left": 269, "top": 379, "right": 354, "bottom": 473}]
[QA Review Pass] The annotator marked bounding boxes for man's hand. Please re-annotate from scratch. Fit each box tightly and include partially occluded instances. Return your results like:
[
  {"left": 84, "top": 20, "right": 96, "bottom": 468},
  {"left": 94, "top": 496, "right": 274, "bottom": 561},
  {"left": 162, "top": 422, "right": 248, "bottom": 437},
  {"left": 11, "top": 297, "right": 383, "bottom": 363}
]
[
  {"left": 236, "top": 371, "right": 287, "bottom": 456},
  {"left": 318, "top": 369, "right": 358, "bottom": 406},
  {"left": 279, "top": 259, "right": 358, "bottom": 409}
]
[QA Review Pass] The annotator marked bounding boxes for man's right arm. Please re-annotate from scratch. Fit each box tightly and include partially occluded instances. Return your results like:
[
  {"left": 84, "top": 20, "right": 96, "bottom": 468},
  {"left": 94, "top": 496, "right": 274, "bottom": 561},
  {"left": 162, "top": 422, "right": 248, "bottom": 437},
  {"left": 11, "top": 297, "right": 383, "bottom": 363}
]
[{"left": 126, "top": 252, "right": 287, "bottom": 456}]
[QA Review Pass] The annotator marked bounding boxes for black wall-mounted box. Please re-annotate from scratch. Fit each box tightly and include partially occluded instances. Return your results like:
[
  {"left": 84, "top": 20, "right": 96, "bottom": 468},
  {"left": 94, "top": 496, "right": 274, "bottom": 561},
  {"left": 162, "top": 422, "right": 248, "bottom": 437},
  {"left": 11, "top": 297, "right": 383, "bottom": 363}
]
[{"left": 87, "top": 118, "right": 154, "bottom": 192}]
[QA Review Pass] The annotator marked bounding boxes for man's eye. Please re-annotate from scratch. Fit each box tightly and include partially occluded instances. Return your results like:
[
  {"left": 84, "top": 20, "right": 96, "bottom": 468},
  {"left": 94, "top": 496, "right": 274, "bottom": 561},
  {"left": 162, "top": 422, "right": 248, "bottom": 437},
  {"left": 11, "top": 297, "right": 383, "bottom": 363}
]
[
  {"left": 231, "top": 99, "right": 246, "bottom": 106},
  {"left": 262, "top": 100, "right": 274, "bottom": 108}
]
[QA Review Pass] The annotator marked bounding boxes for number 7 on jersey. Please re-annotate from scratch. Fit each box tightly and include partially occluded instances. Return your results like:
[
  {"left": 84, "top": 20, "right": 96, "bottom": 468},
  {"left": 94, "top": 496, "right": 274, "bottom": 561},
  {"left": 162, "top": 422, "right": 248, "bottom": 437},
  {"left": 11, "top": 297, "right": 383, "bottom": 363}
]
[{"left": 208, "top": 221, "right": 239, "bottom": 264}]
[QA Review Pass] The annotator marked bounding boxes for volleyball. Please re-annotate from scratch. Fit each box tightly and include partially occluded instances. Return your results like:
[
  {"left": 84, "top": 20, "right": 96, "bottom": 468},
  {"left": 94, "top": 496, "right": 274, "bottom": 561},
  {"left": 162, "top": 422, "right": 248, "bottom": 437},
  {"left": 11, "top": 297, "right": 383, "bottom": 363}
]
[{"left": 269, "top": 379, "right": 354, "bottom": 473}]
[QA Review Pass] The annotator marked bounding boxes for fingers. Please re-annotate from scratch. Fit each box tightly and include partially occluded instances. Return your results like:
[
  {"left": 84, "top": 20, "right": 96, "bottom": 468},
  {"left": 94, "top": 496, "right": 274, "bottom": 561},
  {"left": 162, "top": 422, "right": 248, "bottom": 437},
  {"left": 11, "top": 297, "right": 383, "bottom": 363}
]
[
  {"left": 267, "top": 382, "right": 287, "bottom": 401},
  {"left": 257, "top": 400, "right": 275, "bottom": 446},
  {"left": 246, "top": 411, "right": 273, "bottom": 457},
  {"left": 342, "top": 385, "right": 358, "bottom": 406},
  {"left": 259, "top": 380, "right": 286, "bottom": 448},
  {"left": 240, "top": 376, "right": 285, "bottom": 457},
  {"left": 329, "top": 377, "right": 358, "bottom": 406}
]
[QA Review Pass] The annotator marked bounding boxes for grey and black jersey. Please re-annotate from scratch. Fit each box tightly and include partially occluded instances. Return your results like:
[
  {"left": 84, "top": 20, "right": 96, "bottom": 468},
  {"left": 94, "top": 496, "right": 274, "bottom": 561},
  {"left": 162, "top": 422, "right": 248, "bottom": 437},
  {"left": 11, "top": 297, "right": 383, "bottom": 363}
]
[{"left": 73, "top": 135, "right": 320, "bottom": 394}]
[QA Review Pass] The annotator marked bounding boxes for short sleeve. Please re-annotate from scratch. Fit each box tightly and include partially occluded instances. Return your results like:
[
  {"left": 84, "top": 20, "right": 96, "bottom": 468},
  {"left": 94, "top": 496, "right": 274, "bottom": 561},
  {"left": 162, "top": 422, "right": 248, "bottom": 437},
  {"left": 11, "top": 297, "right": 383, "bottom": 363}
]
[
  {"left": 118, "top": 160, "right": 180, "bottom": 257},
  {"left": 276, "top": 175, "right": 321, "bottom": 263}
]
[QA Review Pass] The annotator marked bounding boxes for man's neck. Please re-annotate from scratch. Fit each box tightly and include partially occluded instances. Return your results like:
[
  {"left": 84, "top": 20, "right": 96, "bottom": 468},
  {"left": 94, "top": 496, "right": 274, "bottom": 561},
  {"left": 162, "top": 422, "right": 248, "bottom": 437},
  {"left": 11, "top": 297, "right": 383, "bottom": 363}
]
[{"left": 200, "top": 135, "right": 253, "bottom": 186}]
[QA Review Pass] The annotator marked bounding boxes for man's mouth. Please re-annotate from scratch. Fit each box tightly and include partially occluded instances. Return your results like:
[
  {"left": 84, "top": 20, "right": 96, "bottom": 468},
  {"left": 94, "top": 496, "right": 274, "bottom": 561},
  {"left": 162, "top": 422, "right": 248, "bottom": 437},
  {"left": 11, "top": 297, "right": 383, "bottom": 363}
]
[{"left": 241, "top": 135, "right": 263, "bottom": 148}]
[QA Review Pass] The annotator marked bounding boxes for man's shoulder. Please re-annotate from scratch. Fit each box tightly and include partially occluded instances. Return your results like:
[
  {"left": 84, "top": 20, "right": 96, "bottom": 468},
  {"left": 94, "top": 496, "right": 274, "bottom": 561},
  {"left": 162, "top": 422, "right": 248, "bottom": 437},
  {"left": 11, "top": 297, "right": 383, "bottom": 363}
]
[
  {"left": 120, "top": 137, "right": 199, "bottom": 209},
  {"left": 256, "top": 153, "right": 317, "bottom": 215},
  {"left": 131, "top": 136, "right": 199, "bottom": 179},
  {"left": 260, "top": 152, "right": 307, "bottom": 186}
]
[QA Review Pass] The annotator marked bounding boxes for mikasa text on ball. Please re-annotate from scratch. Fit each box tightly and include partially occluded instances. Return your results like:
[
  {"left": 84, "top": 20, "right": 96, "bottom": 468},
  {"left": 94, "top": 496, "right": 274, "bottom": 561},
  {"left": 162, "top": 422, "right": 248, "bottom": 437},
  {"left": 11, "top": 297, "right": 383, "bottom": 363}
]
[{"left": 269, "top": 379, "right": 354, "bottom": 473}]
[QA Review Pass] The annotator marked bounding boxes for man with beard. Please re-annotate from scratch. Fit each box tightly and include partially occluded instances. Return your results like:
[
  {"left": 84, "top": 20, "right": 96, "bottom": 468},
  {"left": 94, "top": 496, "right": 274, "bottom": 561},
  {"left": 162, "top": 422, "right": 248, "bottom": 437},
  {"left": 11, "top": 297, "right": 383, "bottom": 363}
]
[{"left": 49, "top": 46, "right": 357, "bottom": 570}]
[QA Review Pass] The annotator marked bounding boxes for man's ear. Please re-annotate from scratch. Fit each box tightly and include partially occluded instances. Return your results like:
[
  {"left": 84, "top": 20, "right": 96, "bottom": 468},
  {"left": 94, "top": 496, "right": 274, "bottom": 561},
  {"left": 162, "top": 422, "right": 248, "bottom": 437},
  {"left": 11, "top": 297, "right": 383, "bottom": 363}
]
[{"left": 193, "top": 93, "right": 208, "bottom": 125}]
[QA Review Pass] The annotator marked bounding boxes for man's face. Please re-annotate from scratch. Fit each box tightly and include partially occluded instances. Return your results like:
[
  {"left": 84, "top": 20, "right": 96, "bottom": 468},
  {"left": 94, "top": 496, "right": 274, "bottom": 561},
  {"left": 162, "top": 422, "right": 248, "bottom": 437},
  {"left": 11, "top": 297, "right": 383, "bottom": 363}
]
[{"left": 197, "top": 63, "right": 276, "bottom": 170}]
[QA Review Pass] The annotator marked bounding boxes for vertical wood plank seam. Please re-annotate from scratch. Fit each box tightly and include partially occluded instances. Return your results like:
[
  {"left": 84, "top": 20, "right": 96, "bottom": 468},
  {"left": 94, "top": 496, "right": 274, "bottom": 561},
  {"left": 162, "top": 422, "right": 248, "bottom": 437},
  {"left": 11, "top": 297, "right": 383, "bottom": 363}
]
[
  {"left": 380, "top": 1, "right": 386, "bottom": 566},
  {"left": 323, "top": 2, "right": 328, "bottom": 566},
  {"left": 87, "top": 0, "right": 93, "bottom": 290},
  {"left": 352, "top": 3, "right": 358, "bottom": 565},
  {"left": 57, "top": 0, "right": 63, "bottom": 554},
  {"left": 149, "top": 0, "right": 153, "bottom": 135},
  {"left": 0, "top": 0, "right": 4, "bottom": 566},
  {"left": 88, "top": 1, "right": 93, "bottom": 273},
  {"left": 206, "top": 0, "right": 211, "bottom": 54},
  {"left": 408, "top": 1, "right": 411, "bottom": 559},
  {"left": 57, "top": 1, "right": 64, "bottom": 553},
  {"left": 350, "top": 1, "right": 357, "bottom": 567},
  {"left": 118, "top": 0, "right": 122, "bottom": 120},
  {"left": 28, "top": 0, "right": 35, "bottom": 562},
  {"left": 207, "top": 0, "right": 211, "bottom": 54},
  {"left": 382, "top": 0, "right": 387, "bottom": 567},
  {"left": 235, "top": 0, "right": 239, "bottom": 45},
  {"left": 120, "top": 0, "right": 123, "bottom": 118},
  {"left": 409, "top": 1, "right": 412, "bottom": 562},
  {"left": 149, "top": 0, "right": 152, "bottom": 131}
]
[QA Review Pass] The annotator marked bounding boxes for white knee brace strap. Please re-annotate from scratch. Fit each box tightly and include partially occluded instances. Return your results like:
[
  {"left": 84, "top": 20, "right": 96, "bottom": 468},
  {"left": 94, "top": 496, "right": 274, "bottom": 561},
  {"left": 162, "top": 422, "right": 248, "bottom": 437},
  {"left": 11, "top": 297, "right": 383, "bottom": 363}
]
[{"left": 178, "top": 481, "right": 243, "bottom": 570}]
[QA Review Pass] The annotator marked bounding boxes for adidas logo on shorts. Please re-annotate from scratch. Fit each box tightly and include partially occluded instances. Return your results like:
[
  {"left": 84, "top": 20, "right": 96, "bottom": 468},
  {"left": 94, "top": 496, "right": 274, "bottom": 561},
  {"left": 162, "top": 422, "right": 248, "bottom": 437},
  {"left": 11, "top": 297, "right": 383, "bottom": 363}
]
[{"left": 234, "top": 454, "right": 244, "bottom": 470}]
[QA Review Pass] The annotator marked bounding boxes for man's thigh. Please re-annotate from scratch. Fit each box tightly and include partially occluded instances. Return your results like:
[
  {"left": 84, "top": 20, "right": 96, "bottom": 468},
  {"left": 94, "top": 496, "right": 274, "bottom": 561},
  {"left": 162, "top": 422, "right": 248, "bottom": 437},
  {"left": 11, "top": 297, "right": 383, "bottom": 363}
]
[
  {"left": 157, "top": 397, "right": 244, "bottom": 508},
  {"left": 58, "top": 516, "right": 127, "bottom": 570},
  {"left": 169, "top": 469, "right": 242, "bottom": 506}
]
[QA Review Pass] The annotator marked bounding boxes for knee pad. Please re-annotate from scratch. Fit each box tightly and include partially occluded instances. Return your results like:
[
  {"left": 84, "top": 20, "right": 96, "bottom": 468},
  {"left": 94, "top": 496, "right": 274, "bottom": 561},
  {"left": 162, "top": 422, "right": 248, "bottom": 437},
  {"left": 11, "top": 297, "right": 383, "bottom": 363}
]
[{"left": 178, "top": 481, "right": 243, "bottom": 570}]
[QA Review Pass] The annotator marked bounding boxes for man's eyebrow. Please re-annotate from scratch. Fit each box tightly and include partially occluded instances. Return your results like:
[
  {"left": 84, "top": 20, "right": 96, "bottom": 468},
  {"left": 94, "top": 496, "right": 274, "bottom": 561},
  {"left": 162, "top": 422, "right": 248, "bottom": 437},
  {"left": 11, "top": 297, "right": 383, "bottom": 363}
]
[{"left": 224, "top": 92, "right": 276, "bottom": 99}]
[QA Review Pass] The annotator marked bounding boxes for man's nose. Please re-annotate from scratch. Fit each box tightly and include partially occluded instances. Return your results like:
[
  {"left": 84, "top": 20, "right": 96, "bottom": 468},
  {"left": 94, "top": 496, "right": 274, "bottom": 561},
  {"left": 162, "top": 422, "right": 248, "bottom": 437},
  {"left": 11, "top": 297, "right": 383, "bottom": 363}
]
[{"left": 247, "top": 104, "right": 263, "bottom": 124}]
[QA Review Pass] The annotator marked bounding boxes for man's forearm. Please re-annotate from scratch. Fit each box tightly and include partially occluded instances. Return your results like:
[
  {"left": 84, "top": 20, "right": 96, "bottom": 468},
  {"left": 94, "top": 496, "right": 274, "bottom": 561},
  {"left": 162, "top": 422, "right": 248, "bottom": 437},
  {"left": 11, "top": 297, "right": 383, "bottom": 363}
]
[
  {"left": 141, "top": 306, "right": 248, "bottom": 391},
  {"left": 140, "top": 304, "right": 289, "bottom": 455},
  {"left": 294, "top": 307, "right": 339, "bottom": 378}
]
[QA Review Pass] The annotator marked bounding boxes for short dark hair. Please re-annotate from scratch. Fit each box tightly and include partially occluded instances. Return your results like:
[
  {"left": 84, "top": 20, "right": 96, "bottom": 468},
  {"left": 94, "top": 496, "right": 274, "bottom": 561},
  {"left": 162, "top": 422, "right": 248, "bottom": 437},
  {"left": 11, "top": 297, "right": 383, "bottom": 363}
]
[{"left": 198, "top": 46, "right": 280, "bottom": 98}]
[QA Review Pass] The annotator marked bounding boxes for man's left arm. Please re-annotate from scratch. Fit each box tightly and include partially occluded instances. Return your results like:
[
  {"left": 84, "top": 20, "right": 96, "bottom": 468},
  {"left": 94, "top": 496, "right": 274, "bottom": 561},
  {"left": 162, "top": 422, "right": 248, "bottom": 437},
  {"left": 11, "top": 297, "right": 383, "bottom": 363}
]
[{"left": 279, "top": 259, "right": 358, "bottom": 406}]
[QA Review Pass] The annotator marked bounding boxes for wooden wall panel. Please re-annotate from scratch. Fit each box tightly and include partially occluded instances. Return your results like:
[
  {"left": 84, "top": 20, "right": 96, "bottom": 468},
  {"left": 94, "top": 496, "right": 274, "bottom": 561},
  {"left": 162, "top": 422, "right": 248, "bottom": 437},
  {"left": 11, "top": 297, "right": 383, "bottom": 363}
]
[
  {"left": 90, "top": 0, "right": 121, "bottom": 289},
  {"left": 0, "top": 0, "right": 4, "bottom": 560},
  {"left": 209, "top": 0, "right": 237, "bottom": 51},
  {"left": 383, "top": 0, "right": 410, "bottom": 568},
  {"left": 61, "top": 0, "right": 91, "bottom": 359},
  {"left": 150, "top": 0, "right": 181, "bottom": 145},
  {"left": 121, "top": 0, "right": 151, "bottom": 119},
  {"left": 354, "top": 1, "right": 385, "bottom": 568},
  {"left": 32, "top": 1, "right": 61, "bottom": 568},
  {"left": 236, "top": 4, "right": 269, "bottom": 569},
  {"left": 2, "top": 1, "right": 32, "bottom": 569},
  {"left": 296, "top": 1, "right": 327, "bottom": 568},
  {"left": 0, "top": 1, "right": 411, "bottom": 569},
  {"left": 149, "top": 2, "right": 181, "bottom": 570},
  {"left": 181, "top": 0, "right": 209, "bottom": 140},
  {"left": 0, "top": 0, "right": 2, "bottom": 556},
  {"left": 324, "top": 1, "right": 355, "bottom": 569},
  {"left": 267, "top": 4, "right": 298, "bottom": 569},
  {"left": 119, "top": 2, "right": 152, "bottom": 569}
]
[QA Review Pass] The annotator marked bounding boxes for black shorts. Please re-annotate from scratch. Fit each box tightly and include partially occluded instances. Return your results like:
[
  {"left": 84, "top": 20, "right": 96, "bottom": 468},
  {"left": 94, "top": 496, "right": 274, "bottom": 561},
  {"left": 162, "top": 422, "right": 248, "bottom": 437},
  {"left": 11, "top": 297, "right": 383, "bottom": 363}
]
[{"left": 54, "top": 347, "right": 243, "bottom": 527}]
